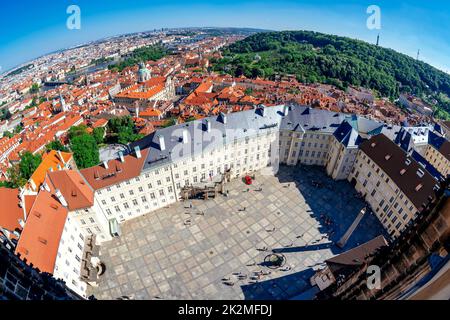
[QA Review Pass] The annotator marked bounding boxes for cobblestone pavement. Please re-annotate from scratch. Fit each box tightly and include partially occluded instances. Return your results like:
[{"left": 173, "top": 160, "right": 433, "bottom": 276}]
[{"left": 88, "top": 165, "right": 386, "bottom": 300}]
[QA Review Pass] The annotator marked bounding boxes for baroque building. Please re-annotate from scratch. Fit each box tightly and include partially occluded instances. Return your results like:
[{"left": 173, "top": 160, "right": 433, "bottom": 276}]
[{"left": 6, "top": 104, "right": 448, "bottom": 297}]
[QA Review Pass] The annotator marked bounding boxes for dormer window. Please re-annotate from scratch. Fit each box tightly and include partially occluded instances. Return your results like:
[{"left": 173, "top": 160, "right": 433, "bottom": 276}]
[
  {"left": 417, "top": 169, "right": 425, "bottom": 178},
  {"left": 415, "top": 184, "right": 423, "bottom": 191}
]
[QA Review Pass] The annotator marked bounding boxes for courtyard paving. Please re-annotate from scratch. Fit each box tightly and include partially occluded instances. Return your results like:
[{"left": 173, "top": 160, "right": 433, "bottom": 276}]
[{"left": 88, "top": 165, "right": 386, "bottom": 300}]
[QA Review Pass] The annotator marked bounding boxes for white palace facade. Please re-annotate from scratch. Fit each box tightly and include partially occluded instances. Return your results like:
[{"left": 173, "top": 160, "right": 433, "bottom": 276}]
[{"left": 13, "top": 104, "right": 447, "bottom": 297}]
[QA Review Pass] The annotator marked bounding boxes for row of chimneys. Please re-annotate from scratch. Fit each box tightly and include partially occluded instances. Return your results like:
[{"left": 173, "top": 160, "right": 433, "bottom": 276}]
[
  {"left": 102, "top": 146, "right": 142, "bottom": 169},
  {"left": 156, "top": 106, "right": 290, "bottom": 151}
]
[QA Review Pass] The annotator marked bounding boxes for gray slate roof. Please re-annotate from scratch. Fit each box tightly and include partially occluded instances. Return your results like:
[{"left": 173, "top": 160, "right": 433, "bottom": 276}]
[{"left": 129, "top": 104, "right": 443, "bottom": 171}]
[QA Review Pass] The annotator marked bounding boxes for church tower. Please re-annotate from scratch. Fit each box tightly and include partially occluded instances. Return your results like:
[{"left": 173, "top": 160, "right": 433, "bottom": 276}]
[{"left": 59, "top": 93, "right": 69, "bottom": 112}]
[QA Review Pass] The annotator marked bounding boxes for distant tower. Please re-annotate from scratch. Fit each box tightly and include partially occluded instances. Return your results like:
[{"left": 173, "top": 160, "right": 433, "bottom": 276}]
[
  {"left": 59, "top": 93, "right": 68, "bottom": 112},
  {"left": 137, "top": 62, "right": 151, "bottom": 83},
  {"left": 376, "top": 34, "right": 380, "bottom": 46},
  {"left": 84, "top": 71, "right": 90, "bottom": 86},
  {"left": 416, "top": 49, "right": 420, "bottom": 61}
]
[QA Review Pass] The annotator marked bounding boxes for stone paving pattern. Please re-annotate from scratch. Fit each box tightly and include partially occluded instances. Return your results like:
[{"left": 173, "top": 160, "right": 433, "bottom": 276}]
[{"left": 89, "top": 165, "right": 386, "bottom": 300}]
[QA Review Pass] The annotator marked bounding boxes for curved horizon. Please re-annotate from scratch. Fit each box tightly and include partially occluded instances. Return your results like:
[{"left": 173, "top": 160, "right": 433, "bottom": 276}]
[{"left": 0, "top": 1, "right": 449, "bottom": 74}]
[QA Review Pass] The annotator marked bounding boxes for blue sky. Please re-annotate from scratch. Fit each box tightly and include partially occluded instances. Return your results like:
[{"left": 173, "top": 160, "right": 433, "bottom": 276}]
[{"left": 0, "top": 0, "right": 449, "bottom": 73}]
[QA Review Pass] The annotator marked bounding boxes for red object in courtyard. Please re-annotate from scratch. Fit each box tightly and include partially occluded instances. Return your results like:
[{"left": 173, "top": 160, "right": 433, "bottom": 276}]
[{"left": 245, "top": 176, "right": 253, "bottom": 185}]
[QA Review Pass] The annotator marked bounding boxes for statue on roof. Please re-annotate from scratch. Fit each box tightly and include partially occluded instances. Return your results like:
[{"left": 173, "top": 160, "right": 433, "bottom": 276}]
[{"left": 137, "top": 62, "right": 151, "bottom": 83}]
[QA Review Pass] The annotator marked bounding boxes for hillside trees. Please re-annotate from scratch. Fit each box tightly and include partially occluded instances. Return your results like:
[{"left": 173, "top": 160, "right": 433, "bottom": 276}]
[{"left": 213, "top": 30, "right": 450, "bottom": 119}]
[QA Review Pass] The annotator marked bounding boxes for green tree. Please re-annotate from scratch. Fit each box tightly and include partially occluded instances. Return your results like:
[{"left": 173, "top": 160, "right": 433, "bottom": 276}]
[
  {"left": 0, "top": 109, "right": 12, "bottom": 121},
  {"left": 244, "top": 88, "right": 253, "bottom": 95},
  {"left": 108, "top": 45, "right": 169, "bottom": 72},
  {"left": 0, "top": 164, "right": 27, "bottom": 188},
  {"left": 92, "top": 127, "right": 106, "bottom": 145},
  {"left": 108, "top": 116, "right": 142, "bottom": 144},
  {"left": 46, "top": 140, "right": 69, "bottom": 152},
  {"left": 108, "top": 116, "right": 134, "bottom": 133},
  {"left": 162, "top": 118, "right": 177, "bottom": 128},
  {"left": 68, "top": 125, "right": 88, "bottom": 139},
  {"left": 2, "top": 131, "right": 14, "bottom": 139},
  {"left": 14, "top": 125, "right": 23, "bottom": 134},
  {"left": 18, "top": 152, "right": 42, "bottom": 180},
  {"left": 70, "top": 134, "right": 100, "bottom": 169},
  {"left": 29, "top": 83, "right": 40, "bottom": 94}
]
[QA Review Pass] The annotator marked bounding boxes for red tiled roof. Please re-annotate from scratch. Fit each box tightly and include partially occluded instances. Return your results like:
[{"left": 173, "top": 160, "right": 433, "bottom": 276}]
[
  {"left": 15, "top": 187, "right": 68, "bottom": 273},
  {"left": 0, "top": 188, "right": 23, "bottom": 235},
  {"left": 47, "top": 170, "right": 94, "bottom": 211},
  {"left": 80, "top": 149, "right": 149, "bottom": 190}
]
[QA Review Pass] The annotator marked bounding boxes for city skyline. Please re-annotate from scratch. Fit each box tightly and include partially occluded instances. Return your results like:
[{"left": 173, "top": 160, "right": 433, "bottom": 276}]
[{"left": 1, "top": 0, "right": 449, "bottom": 74}]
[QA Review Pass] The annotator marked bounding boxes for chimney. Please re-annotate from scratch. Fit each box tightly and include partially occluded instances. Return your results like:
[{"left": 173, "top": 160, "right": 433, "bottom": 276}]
[
  {"left": 259, "top": 105, "right": 266, "bottom": 117},
  {"left": 182, "top": 129, "right": 189, "bottom": 144},
  {"left": 284, "top": 105, "right": 289, "bottom": 116},
  {"left": 103, "top": 161, "right": 109, "bottom": 169},
  {"left": 205, "top": 119, "right": 211, "bottom": 132},
  {"left": 158, "top": 135, "right": 166, "bottom": 151},
  {"left": 220, "top": 112, "right": 227, "bottom": 124},
  {"left": 43, "top": 182, "right": 51, "bottom": 192},
  {"left": 118, "top": 151, "right": 125, "bottom": 163},
  {"left": 55, "top": 189, "right": 68, "bottom": 207},
  {"left": 57, "top": 150, "right": 66, "bottom": 166},
  {"left": 134, "top": 146, "right": 142, "bottom": 159}
]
